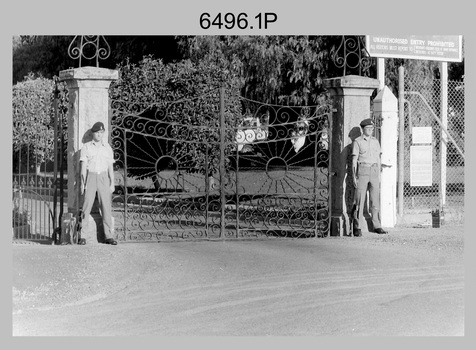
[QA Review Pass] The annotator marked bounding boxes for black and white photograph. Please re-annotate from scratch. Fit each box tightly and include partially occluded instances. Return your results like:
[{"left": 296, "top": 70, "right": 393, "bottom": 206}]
[{"left": 5, "top": 0, "right": 471, "bottom": 345}]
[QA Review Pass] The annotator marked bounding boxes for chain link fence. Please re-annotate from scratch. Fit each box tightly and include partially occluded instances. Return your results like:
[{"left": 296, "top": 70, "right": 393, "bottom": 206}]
[{"left": 402, "top": 73, "right": 464, "bottom": 224}]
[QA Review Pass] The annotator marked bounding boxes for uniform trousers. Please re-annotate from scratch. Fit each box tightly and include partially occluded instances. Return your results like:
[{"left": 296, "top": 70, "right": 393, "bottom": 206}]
[
  {"left": 353, "top": 164, "right": 382, "bottom": 231},
  {"left": 81, "top": 171, "right": 113, "bottom": 241}
]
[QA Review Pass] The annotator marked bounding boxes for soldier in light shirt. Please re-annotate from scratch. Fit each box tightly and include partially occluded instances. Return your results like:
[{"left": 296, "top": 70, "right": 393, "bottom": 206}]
[
  {"left": 79, "top": 121, "right": 117, "bottom": 245},
  {"left": 351, "top": 118, "right": 388, "bottom": 237}
]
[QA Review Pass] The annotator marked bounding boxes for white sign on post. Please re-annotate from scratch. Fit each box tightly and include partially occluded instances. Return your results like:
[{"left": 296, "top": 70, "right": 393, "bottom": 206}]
[
  {"left": 410, "top": 145, "right": 433, "bottom": 186},
  {"left": 365, "top": 35, "right": 463, "bottom": 62},
  {"left": 412, "top": 127, "right": 432, "bottom": 144}
]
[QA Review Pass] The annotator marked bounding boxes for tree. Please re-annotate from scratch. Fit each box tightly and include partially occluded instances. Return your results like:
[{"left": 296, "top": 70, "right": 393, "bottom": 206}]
[
  {"left": 448, "top": 59, "right": 464, "bottom": 81},
  {"left": 12, "top": 73, "right": 69, "bottom": 175},
  {"left": 377, "top": 36, "right": 465, "bottom": 96},
  {"left": 176, "top": 36, "right": 343, "bottom": 106},
  {"left": 382, "top": 57, "right": 464, "bottom": 100},
  {"left": 108, "top": 36, "right": 181, "bottom": 65},
  {"left": 381, "top": 58, "right": 439, "bottom": 96},
  {"left": 13, "top": 74, "right": 55, "bottom": 174},
  {"left": 12, "top": 35, "right": 182, "bottom": 84},
  {"left": 12, "top": 36, "right": 76, "bottom": 84}
]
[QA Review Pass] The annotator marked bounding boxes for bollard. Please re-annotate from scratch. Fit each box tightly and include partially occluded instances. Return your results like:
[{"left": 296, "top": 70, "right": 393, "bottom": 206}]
[
  {"left": 61, "top": 213, "right": 77, "bottom": 244},
  {"left": 431, "top": 209, "right": 445, "bottom": 228}
]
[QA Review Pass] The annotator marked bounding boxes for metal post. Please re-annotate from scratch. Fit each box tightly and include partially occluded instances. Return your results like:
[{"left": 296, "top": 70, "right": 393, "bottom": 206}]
[
  {"left": 440, "top": 62, "right": 448, "bottom": 210},
  {"left": 59, "top": 98, "right": 64, "bottom": 232},
  {"left": 377, "top": 58, "right": 385, "bottom": 91},
  {"left": 205, "top": 144, "right": 209, "bottom": 236},
  {"left": 53, "top": 82, "right": 59, "bottom": 242},
  {"left": 397, "top": 66, "right": 405, "bottom": 219},
  {"left": 327, "top": 109, "right": 333, "bottom": 237},
  {"left": 313, "top": 112, "right": 319, "bottom": 238},
  {"left": 235, "top": 121, "right": 240, "bottom": 239},
  {"left": 219, "top": 86, "right": 226, "bottom": 239},
  {"left": 123, "top": 131, "right": 128, "bottom": 240}
]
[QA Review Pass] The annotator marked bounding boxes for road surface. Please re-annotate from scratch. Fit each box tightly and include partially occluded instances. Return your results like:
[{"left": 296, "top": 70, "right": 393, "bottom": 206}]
[{"left": 12, "top": 225, "right": 464, "bottom": 336}]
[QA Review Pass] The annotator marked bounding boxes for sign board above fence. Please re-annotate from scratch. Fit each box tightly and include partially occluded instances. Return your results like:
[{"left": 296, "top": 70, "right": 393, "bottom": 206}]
[{"left": 365, "top": 35, "right": 463, "bottom": 62}]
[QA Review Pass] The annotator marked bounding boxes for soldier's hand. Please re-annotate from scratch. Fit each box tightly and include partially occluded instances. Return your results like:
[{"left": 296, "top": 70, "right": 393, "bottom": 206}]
[
  {"left": 110, "top": 183, "right": 115, "bottom": 193},
  {"left": 80, "top": 182, "right": 85, "bottom": 195},
  {"left": 352, "top": 176, "right": 358, "bottom": 188}
]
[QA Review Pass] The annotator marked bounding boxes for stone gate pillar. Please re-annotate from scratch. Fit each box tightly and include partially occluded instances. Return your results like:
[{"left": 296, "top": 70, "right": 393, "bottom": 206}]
[
  {"left": 59, "top": 66, "right": 119, "bottom": 216},
  {"left": 323, "top": 75, "right": 380, "bottom": 236}
]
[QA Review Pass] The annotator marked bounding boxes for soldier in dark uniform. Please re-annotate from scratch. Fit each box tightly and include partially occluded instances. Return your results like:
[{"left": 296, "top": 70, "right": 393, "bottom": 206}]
[{"left": 351, "top": 118, "right": 388, "bottom": 236}]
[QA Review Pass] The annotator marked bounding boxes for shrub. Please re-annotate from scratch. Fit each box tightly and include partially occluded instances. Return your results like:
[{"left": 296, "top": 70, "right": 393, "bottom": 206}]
[
  {"left": 12, "top": 206, "right": 30, "bottom": 227},
  {"left": 109, "top": 56, "right": 243, "bottom": 179},
  {"left": 12, "top": 73, "right": 69, "bottom": 174}
]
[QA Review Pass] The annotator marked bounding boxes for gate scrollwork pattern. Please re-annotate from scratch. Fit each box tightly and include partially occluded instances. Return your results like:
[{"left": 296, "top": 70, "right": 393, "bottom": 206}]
[{"left": 111, "top": 89, "right": 332, "bottom": 241}]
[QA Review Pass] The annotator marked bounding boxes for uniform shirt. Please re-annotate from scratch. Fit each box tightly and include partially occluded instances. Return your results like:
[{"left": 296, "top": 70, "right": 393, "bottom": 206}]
[
  {"left": 351, "top": 135, "right": 381, "bottom": 164},
  {"left": 80, "top": 140, "right": 115, "bottom": 173}
]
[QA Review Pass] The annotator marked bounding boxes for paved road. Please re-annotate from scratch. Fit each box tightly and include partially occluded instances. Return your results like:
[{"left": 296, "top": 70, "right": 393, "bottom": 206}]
[{"left": 12, "top": 229, "right": 464, "bottom": 336}]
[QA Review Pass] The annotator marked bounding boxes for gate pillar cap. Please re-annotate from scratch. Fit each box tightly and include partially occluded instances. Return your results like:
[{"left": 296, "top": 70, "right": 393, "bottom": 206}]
[
  {"left": 373, "top": 86, "right": 398, "bottom": 111},
  {"left": 59, "top": 66, "right": 119, "bottom": 81},
  {"left": 323, "top": 75, "right": 380, "bottom": 89}
]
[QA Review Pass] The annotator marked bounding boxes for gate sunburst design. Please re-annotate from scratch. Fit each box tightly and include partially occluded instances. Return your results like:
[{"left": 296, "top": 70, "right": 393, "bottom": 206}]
[{"left": 224, "top": 99, "right": 331, "bottom": 239}]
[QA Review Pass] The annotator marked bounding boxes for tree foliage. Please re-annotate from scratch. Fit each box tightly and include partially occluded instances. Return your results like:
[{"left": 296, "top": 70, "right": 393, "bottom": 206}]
[
  {"left": 12, "top": 73, "right": 69, "bottom": 173},
  {"left": 12, "top": 36, "right": 76, "bottom": 85},
  {"left": 382, "top": 56, "right": 465, "bottom": 99},
  {"left": 13, "top": 74, "right": 53, "bottom": 171},
  {"left": 177, "top": 35, "right": 465, "bottom": 105},
  {"left": 13, "top": 34, "right": 465, "bottom": 95},
  {"left": 177, "top": 36, "right": 343, "bottom": 106},
  {"left": 12, "top": 35, "right": 181, "bottom": 85}
]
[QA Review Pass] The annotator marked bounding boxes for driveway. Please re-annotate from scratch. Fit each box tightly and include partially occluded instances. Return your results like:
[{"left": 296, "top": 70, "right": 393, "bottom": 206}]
[{"left": 12, "top": 225, "right": 464, "bottom": 336}]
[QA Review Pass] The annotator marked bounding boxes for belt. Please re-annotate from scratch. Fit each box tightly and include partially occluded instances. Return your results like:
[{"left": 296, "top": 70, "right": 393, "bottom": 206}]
[
  {"left": 88, "top": 170, "right": 107, "bottom": 174},
  {"left": 358, "top": 163, "right": 378, "bottom": 167}
]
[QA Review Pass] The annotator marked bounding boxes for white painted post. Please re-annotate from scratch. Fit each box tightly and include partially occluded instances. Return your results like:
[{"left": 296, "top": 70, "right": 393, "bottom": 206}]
[
  {"left": 397, "top": 66, "right": 405, "bottom": 219},
  {"left": 377, "top": 58, "right": 385, "bottom": 91},
  {"left": 373, "top": 86, "right": 398, "bottom": 227},
  {"left": 440, "top": 62, "right": 448, "bottom": 209}
]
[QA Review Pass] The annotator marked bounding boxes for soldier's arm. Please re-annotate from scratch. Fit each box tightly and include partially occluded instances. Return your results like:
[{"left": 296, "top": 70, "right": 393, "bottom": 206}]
[
  {"left": 378, "top": 146, "right": 382, "bottom": 170},
  {"left": 108, "top": 163, "right": 115, "bottom": 193},
  {"left": 351, "top": 140, "right": 359, "bottom": 174},
  {"left": 351, "top": 140, "right": 359, "bottom": 187},
  {"left": 80, "top": 160, "right": 87, "bottom": 194},
  {"left": 79, "top": 146, "right": 88, "bottom": 194},
  {"left": 107, "top": 144, "right": 115, "bottom": 192}
]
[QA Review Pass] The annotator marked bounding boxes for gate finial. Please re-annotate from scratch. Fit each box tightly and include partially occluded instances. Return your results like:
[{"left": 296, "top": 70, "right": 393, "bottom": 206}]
[
  {"left": 68, "top": 35, "right": 111, "bottom": 68},
  {"left": 331, "top": 36, "right": 373, "bottom": 77}
]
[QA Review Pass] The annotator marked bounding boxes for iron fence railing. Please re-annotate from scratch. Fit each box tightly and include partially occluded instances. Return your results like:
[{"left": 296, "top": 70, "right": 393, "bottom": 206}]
[{"left": 12, "top": 83, "right": 67, "bottom": 242}]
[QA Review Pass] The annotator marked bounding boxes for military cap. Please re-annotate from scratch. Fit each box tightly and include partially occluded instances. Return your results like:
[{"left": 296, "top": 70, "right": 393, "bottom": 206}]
[
  {"left": 360, "top": 118, "right": 374, "bottom": 128},
  {"left": 91, "top": 122, "right": 105, "bottom": 132}
]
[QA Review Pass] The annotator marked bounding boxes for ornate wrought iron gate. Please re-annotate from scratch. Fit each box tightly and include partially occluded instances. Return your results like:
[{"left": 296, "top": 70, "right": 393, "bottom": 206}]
[{"left": 111, "top": 88, "right": 332, "bottom": 241}]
